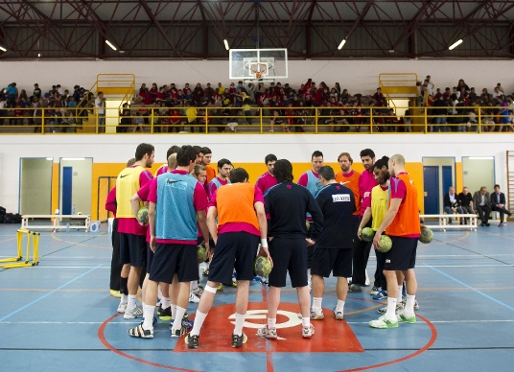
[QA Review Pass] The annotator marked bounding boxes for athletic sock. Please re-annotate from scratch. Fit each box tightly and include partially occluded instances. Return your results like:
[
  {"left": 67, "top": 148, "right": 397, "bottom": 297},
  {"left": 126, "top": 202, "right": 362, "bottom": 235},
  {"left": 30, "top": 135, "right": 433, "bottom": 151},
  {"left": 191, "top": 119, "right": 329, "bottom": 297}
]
[
  {"left": 120, "top": 294, "right": 128, "bottom": 305},
  {"left": 172, "top": 306, "right": 186, "bottom": 331},
  {"left": 404, "top": 294, "right": 416, "bottom": 318},
  {"left": 190, "top": 311, "right": 207, "bottom": 336},
  {"left": 384, "top": 297, "right": 398, "bottom": 321},
  {"left": 312, "top": 297, "right": 322, "bottom": 314},
  {"left": 233, "top": 313, "right": 246, "bottom": 336},
  {"left": 267, "top": 318, "right": 276, "bottom": 329},
  {"left": 120, "top": 277, "right": 128, "bottom": 296},
  {"left": 128, "top": 294, "right": 137, "bottom": 311},
  {"left": 161, "top": 297, "right": 171, "bottom": 309},
  {"left": 191, "top": 280, "right": 199, "bottom": 292},
  {"left": 301, "top": 317, "right": 311, "bottom": 328},
  {"left": 142, "top": 304, "right": 155, "bottom": 329},
  {"left": 397, "top": 286, "right": 403, "bottom": 303},
  {"left": 171, "top": 304, "right": 177, "bottom": 320},
  {"left": 335, "top": 300, "right": 345, "bottom": 313},
  {"left": 157, "top": 285, "right": 163, "bottom": 300}
]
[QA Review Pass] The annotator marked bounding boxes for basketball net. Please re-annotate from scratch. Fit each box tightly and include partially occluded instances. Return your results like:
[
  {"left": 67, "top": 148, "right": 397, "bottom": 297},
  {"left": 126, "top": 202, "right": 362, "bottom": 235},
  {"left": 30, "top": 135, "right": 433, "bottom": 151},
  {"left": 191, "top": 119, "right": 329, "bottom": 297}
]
[{"left": 250, "top": 62, "right": 268, "bottom": 80}]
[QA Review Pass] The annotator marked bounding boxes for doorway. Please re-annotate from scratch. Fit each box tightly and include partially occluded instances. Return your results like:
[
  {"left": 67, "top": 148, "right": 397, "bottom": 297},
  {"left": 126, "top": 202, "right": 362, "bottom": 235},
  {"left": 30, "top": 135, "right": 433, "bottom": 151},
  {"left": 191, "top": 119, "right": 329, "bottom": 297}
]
[
  {"left": 59, "top": 158, "right": 93, "bottom": 216},
  {"left": 422, "top": 157, "right": 456, "bottom": 214},
  {"left": 19, "top": 158, "right": 53, "bottom": 214}
]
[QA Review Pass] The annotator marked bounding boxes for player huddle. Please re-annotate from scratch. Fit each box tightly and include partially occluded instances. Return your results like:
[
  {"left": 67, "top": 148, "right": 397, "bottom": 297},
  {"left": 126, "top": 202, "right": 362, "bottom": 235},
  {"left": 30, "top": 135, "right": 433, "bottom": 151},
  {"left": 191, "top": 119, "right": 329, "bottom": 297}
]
[{"left": 110, "top": 143, "right": 422, "bottom": 349}]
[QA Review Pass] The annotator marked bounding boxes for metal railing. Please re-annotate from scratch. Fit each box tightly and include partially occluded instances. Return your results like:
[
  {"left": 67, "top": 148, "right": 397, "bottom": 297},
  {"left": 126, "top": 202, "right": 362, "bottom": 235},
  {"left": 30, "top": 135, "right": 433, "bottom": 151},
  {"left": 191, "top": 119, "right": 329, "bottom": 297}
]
[{"left": 0, "top": 105, "right": 512, "bottom": 134}]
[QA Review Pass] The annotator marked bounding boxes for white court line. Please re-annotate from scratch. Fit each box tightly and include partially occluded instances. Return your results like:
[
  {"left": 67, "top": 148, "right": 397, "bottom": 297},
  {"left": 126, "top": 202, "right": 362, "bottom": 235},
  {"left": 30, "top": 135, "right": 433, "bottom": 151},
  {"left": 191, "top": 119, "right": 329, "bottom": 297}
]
[
  {"left": 417, "top": 254, "right": 514, "bottom": 258},
  {"left": 29, "top": 266, "right": 110, "bottom": 269},
  {"left": 417, "top": 264, "right": 514, "bottom": 268},
  {"left": 346, "top": 319, "right": 514, "bottom": 325}
]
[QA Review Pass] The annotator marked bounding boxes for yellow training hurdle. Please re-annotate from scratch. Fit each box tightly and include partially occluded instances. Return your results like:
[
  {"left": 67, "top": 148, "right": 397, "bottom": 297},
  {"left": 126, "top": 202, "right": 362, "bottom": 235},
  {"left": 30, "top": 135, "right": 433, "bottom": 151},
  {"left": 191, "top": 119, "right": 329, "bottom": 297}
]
[{"left": 0, "top": 228, "right": 40, "bottom": 269}]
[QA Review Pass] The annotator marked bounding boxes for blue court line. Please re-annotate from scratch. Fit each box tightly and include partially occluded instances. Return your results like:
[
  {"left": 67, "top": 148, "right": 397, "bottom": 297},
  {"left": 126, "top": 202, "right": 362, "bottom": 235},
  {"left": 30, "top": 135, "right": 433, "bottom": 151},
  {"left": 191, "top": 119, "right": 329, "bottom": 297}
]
[
  {"left": 423, "top": 263, "right": 514, "bottom": 312},
  {"left": 0, "top": 264, "right": 102, "bottom": 322}
]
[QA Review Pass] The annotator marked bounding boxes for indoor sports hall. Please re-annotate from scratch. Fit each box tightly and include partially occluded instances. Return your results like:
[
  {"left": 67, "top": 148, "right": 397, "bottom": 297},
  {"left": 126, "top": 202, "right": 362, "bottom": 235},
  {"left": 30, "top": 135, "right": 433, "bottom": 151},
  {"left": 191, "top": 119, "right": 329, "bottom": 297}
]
[{"left": 1, "top": 1, "right": 514, "bottom": 371}]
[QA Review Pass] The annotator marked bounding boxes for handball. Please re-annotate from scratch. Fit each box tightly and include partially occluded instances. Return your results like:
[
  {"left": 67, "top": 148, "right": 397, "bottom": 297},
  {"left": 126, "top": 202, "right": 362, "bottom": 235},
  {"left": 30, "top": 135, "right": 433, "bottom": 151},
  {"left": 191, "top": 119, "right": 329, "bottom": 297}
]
[
  {"left": 419, "top": 226, "right": 434, "bottom": 244},
  {"left": 254, "top": 256, "right": 273, "bottom": 277},
  {"left": 136, "top": 206, "right": 149, "bottom": 225},
  {"left": 377, "top": 235, "right": 392, "bottom": 253},
  {"left": 197, "top": 245, "right": 207, "bottom": 263},
  {"left": 361, "top": 227, "right": 375, "bottom": 242}
]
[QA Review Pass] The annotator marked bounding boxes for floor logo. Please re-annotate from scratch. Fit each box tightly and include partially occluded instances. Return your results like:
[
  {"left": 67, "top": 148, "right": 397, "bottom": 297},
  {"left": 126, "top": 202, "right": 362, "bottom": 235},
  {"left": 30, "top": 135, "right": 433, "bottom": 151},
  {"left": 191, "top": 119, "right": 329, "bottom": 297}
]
[{"left": 174, "top": 302, "right": 363, "bottom": 353}]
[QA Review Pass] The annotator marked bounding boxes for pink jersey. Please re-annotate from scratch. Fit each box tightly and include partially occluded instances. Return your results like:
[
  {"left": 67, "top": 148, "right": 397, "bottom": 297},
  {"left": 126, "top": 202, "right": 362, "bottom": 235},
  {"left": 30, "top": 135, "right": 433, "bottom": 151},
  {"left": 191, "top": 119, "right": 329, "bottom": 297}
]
[
  {"left": 358, "top": 168, "right": 378, "bottom": 216},
  {"left": 117, "top": 169, "right": 153, "bottom": 236},
  {"left": 155, "top": 164, "right": 168, "bottom": 177},
  {"left": 136, "top": 182, "right": 152, "bottom": 242},
  {"left": 256, "top": 172, "right": 278, "bottom": 194},
  {"left": 208, "top": 187, "right": 264, "bottom": 236}
]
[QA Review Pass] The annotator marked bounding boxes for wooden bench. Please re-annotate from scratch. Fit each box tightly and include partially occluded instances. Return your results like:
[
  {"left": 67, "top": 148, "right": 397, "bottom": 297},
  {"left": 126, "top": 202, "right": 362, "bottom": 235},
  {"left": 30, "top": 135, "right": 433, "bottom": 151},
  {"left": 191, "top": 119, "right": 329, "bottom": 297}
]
[
  {"left": 21, "top": 215, "right": 91, "bottom": 232},
  {"left": 420, "top": 214, "right": 478, "bottom": 231}
]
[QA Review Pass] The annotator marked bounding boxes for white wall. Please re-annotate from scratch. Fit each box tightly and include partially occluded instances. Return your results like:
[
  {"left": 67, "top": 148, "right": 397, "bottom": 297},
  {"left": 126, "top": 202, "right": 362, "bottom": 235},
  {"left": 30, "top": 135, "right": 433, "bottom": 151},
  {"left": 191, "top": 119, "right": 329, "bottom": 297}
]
[
  {"left": 0, "top": 133, "right": 512, "bottom": 213},
  {"left": 2, "top": 59, "right": 514, "bottom": 96}
]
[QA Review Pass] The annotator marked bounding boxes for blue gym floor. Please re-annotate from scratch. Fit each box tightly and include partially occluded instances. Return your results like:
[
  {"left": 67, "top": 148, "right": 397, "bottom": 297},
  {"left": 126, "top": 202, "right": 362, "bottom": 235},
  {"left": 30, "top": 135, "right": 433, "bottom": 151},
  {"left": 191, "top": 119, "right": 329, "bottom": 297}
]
[{"left": 1, "top": 222, "right": 513, "bottom": 372}]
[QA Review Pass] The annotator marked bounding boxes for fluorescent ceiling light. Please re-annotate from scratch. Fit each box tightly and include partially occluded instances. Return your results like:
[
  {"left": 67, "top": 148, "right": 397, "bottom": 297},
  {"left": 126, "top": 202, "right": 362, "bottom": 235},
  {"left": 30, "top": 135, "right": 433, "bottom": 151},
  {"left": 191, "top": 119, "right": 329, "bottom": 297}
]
[
  {"left": 223, "top": 39, "right": 230, "bottom": 51},
  {"left": 105, "top": 40, "right": 117, "bottom": 51},
  {"left": 337, "top": 39, "right": 346, "bottom": 50},
  {"left": 0, "top": 46, "right": 6, "bottom": 52},
  {"left": 448, "top": 39, "right": 463, "bottom": 50}
]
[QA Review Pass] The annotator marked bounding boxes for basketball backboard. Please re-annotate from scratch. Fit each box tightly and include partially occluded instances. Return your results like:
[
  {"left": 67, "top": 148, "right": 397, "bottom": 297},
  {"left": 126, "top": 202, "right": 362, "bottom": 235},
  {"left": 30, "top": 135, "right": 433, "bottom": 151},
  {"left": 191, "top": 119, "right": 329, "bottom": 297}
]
[{"left": 229, "top": 48, "right": 288, "bottom": 81}]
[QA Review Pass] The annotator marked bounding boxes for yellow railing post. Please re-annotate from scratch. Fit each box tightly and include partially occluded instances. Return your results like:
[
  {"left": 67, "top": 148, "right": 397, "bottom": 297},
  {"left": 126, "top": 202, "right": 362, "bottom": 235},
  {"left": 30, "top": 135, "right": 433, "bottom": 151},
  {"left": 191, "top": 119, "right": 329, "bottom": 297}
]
[
  {"left": 478, "top": 109, "right": 482, "bottom": 133},
  {"left": 370, "top": 107, "right": 373, "bottom": 133},
  {"left": 260, "top": 108, "right": 263, "bottom": 134},
  {"left": 205, "top": 107, "right": 208, "bottom": 133},
  {"left": 150, "top": 109, "right": 154, "bottom": 134},
  {"left": 41, "top": 108, "right": 45, "bottom": 133}
]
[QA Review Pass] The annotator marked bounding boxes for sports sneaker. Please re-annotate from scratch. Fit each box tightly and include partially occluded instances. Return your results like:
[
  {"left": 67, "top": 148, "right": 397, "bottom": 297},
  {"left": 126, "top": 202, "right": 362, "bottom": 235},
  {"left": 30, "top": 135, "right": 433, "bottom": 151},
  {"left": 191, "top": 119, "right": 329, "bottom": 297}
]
[
  {"left": 170, "top": 328, "right": 184, "bottom": 337},
  {"left": 202, "top": 268, "right": 209, "bottom": 277},
  {"left": 110, "top": 290, "right": 121, "bottom": 298},
  {"left": 124, "top": 306, "right": 143, "bottom": 319},
  {"left": 372, "top": 289, "right": 388, "bottom": 301},
  {"left": 257, "top": 326, "right": 277, "bottom": 339},
  {"left": 302, "top": 324, "right": 315, "bottom": 338},
  {"left": 217, "top": 284, "right": 224, "bottom": 291},
  {"left": 117, "top": 302, "right": 128, "bottom": 314},
  {"left": 348, "top": 283, "right": 362, "bottom": 292},
  {"left": 378, "top": 302, "right": 404, "bottom": 315},
  {"left": 253, "top": 275, "right": 262, "bottom": 282},
  {"left": 192, "top": 287, "right": 203, "bottom": 297},
  {"left": 401, "top": 297, "right": 420, "bottom": 311},
  {"left": 170, "top": 313, "right": 194, "bottom": 329},
  {"left": 231, "top": 333, "right": 248, "bottom": 348},
  {"left": 185, "top": 333, "right": 199, "bottom": 348},
  {"left": 158, "top": 305, "right": 172, "bottom": 319},
  {"left": 260, "top": 277, "right": 269, "bottom": 286},
  {"left": 189, "top": 291, "right": 200, "bottom": 303},
  {"left": 369, "top": 316, "right": 398, "bottom": 329},
  {"left": 128, "top": 323, "right": 154, "bottom": 338},
  {"left": 369, "top": 286, "right": 381, "bottom": 296},
  {"left": 397, "top": 311, "right": 416, "bottom": 324},
  {"left": 333, "top": 309, "right": 344, "bottom": 320},
  {"left": 310, "top": 309, "right": 325, "bottom": 320}
]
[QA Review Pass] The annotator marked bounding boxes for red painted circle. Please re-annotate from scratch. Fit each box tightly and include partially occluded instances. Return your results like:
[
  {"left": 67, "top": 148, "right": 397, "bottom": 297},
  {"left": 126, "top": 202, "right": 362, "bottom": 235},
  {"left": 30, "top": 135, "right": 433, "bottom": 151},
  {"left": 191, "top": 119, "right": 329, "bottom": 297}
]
[{"left": 98, "top": 303, "right": 438, "bottom": 372}]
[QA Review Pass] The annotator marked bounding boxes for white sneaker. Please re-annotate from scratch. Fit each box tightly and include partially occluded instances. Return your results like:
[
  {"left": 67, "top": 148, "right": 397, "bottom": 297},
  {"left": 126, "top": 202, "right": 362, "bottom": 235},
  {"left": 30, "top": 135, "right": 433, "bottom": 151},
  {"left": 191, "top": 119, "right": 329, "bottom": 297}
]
[
  {"left": 117, "top": 302, "right": 128, "bottom": 314},
  {"left": 192, "top": 287, "right": 203, "bottom": 297},
  {"left": 302, "top": 324, "right": 315, "bottom": 338},
  {"left": 189, "top": 291, "right": 200, "bottom": 303},
  {"left": 124, "top": 306, "right": 143, "bottom": 319}
]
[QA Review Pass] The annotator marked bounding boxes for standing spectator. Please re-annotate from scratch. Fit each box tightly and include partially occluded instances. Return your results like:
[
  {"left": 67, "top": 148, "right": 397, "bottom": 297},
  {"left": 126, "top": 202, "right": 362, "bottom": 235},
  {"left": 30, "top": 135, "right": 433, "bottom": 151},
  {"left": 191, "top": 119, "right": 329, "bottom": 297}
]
[{"left": 95, "top": 91, "right": 105, "bottom": 133}]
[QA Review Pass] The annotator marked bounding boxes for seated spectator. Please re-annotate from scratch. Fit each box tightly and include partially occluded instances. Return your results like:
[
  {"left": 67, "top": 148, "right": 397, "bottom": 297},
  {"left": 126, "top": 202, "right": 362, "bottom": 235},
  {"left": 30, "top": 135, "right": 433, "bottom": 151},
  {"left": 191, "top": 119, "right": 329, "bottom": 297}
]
[
  {"left": 473, "top": 186, "right": 491, "bottom": 227},
  {"left": 444, "top": 186, "right": 464, "bottom": 223},
  {"left": 458, "top": 186, "right": 474, "bottom": 224},
  {"left": 491, "top": 184, "right": 512, "bottom": 226}
]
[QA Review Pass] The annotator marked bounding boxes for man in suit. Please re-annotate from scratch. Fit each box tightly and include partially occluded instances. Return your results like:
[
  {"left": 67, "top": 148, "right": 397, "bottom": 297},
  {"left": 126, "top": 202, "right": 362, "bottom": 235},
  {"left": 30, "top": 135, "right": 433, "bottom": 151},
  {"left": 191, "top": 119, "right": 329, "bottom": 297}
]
[
  {"left": 473, "top": 186, "right": 491, "bottom": 227},
  {"left": 443, "top": 186, "right": 463, "bottom": 223},
  {"left": 491, "top": 184, "right": 512, "bottom": 227}
]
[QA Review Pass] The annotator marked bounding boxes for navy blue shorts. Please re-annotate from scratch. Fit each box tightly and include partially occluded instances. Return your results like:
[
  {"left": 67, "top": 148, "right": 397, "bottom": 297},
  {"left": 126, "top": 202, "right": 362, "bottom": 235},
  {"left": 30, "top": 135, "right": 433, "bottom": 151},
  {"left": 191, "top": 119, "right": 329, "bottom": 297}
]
[
  {"left": 146, "top": 243, "right": 154, "bottom": 274},
  {"left": 384, "top": 236, "right": 418, "bottom": 271},
  {"left": 119, "top": 233, "right": 146, "bottom": 268},
  {"left": 268, "top": 237, "right": 308, "bottom": 288},
  {"left": 311, "top": 247, "right": 353, "bottom": 278},
  {"left": 149, "top": 243, "right": 199, "bottom": 284},
  {"left": 208, "top": 232, "right": 260, "bottom": 283}
]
